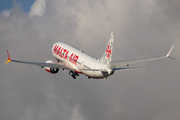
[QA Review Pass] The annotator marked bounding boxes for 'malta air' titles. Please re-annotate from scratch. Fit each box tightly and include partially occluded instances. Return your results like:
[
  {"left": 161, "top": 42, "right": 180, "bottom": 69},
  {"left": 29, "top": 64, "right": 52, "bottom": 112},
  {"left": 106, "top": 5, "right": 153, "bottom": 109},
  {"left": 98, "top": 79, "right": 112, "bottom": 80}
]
[{"left": 53, "top": 44, "right": 79, "bottom": 65}]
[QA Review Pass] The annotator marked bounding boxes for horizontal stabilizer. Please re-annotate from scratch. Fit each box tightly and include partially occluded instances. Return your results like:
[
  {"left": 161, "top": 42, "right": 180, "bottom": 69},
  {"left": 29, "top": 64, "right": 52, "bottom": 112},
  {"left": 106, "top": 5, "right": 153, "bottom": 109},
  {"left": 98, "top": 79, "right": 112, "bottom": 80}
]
[{"left": 112, "top": 67, "right": 145, "bottom": 71}]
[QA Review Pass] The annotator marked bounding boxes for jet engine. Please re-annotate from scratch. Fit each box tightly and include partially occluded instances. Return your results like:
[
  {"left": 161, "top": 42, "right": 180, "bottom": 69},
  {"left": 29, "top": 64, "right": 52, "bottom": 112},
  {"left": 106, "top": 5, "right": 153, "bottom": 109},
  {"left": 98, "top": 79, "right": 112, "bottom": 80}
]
[{"left": 43, "top": 60, "right": 59, "bottom": 74}]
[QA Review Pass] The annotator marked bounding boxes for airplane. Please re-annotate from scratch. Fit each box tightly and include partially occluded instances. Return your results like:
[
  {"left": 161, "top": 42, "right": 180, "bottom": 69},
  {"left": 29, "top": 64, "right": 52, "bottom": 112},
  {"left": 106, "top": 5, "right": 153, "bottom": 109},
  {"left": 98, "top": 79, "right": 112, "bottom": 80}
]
[{"left": 5, "top": 33, "right": 174, "bottom": 79}]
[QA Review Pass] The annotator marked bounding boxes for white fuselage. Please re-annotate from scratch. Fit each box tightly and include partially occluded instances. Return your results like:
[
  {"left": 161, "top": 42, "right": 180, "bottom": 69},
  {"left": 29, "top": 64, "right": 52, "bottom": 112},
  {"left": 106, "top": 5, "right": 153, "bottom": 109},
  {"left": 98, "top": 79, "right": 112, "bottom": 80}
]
[{"left": 52, "top": 42, "right": 112, "bottom": 78}]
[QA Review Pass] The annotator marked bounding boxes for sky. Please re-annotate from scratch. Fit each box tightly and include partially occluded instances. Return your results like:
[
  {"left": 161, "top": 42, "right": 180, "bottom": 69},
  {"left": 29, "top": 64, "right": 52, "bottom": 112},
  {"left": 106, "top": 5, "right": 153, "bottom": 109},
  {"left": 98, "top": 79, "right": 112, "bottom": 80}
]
[
  {"left": 0, "top": 0, "right": 180, "bottom": 120},
  {"left": 0, "top": 0, "right": 35, "bottom": 12}
]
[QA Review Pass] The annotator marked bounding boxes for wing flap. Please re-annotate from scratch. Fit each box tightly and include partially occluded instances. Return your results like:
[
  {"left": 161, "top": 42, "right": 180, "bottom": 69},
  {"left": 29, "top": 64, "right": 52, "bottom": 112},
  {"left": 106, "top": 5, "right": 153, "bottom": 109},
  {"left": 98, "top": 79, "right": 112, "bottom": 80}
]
[
  {"left": 5, "top": 50, "right": 66, "bottom": 68},
  {"left": 11, "top": 60, "right": 64, "bottom": 68},
  {"left": 111, "top": 56, "right": 166, "bottom": 67}
]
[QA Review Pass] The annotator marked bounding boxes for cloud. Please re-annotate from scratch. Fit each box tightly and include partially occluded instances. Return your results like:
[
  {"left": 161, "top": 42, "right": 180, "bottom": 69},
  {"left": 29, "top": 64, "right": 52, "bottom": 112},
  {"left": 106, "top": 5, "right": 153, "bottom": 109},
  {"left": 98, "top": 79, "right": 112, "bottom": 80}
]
[
  {"left": 29, "top": 0, "right": 47, "bottom": 18},
  {"left": 69, "top": 106, "right": 84, "bottom": 120},
  {"left": 0, "top": 0, "right": 180, "bottom": 120},
  {"left": 1, "top": 9, "right": 11, "bottom": 17}
]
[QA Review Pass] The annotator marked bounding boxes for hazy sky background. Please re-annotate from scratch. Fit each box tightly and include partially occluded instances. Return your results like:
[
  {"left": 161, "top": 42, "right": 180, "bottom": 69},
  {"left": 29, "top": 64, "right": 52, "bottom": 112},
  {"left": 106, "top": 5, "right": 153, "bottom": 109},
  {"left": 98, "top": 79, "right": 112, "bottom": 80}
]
[
  {"left": 0, "top": 0, "right": 35, "bottom": 12},
  {"left": 0, "top": 0, "right": 180, "bottom": 120}
]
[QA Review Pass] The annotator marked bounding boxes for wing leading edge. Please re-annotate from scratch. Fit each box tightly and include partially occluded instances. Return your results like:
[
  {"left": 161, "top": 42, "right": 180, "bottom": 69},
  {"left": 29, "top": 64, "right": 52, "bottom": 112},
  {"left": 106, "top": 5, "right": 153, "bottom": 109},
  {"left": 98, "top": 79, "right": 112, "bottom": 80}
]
[{"left": 111, "top": 45, "right": 174, "bottom": 68}]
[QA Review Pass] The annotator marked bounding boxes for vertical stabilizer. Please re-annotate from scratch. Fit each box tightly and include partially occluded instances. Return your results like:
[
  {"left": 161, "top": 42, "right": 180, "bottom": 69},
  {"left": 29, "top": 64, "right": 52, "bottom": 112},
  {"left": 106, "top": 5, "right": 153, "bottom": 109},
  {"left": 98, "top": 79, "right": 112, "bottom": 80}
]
[{"left": 99, "top": 32, "right": 114, "bottom": 68}]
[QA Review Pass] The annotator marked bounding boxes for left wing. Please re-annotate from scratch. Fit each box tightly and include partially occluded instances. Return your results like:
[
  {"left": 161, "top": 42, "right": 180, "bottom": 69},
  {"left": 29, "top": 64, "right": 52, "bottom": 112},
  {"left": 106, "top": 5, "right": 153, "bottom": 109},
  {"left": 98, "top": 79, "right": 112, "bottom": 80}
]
[
  {"left": 111, "top": 45, "right": 175, "bottom": 68},
  {"left": 5, "top": 50, "right": 65, "bottom": 68}
]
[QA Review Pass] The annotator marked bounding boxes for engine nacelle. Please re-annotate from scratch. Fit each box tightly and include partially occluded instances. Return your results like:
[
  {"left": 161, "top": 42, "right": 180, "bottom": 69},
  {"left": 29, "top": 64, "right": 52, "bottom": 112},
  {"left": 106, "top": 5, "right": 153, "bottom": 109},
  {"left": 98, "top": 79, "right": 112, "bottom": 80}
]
[{"left": 43, "top": 60, "right": 59, "bottom": 74}]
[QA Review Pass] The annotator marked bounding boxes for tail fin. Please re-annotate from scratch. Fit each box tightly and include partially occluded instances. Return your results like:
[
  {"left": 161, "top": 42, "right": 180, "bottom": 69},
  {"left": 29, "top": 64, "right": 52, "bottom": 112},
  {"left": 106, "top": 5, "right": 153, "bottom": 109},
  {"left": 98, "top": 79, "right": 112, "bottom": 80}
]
[{"left": 99, "top": 32, "right": 114, "bottom": 68}]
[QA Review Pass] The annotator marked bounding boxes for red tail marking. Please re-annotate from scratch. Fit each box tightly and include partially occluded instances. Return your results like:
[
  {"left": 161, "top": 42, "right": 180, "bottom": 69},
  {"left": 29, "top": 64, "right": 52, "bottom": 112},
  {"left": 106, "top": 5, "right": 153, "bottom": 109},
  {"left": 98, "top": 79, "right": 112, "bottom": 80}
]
[{"left": 106, "top": 45, "right": 111, "bottom": 58}]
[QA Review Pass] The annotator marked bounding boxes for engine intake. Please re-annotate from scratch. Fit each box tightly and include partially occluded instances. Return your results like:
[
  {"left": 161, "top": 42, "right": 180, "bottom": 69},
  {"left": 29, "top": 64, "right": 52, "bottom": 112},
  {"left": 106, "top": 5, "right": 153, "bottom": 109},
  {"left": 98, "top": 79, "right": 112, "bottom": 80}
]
[
  {"left": 50, "top": 68, "right": 59, "bottom": 74},
  {"left": 43, "top": 60, "right": 59, "bottom": 74}
]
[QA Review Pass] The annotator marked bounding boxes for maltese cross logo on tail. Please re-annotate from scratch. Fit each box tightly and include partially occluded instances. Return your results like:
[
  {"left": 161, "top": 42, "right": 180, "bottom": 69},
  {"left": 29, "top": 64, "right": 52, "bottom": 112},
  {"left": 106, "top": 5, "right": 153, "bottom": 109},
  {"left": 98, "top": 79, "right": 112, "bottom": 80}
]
[{"left": 106, "top": 45, "right": 112, "bottom": 58}]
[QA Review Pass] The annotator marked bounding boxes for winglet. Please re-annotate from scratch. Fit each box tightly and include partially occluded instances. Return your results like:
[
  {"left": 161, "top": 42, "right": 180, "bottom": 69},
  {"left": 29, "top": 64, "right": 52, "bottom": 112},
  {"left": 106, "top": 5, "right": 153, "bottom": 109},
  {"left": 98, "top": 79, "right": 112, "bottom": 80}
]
[
  {"left": 5, "top": 50, "right": 11, "bottom": 64},
  {"left": 166, "top": 45, "right": 175, "bottom": 60}
]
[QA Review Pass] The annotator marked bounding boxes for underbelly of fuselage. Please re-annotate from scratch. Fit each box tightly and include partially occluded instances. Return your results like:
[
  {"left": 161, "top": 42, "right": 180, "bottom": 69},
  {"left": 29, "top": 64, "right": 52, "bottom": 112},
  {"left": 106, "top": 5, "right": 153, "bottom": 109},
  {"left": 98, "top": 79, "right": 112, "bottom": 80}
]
[
  {"left": 81, "top": 70, "right": 110, "bottom": 79},
  {"left": 54, "top": 54, "right": 110, "bottom": 79}
]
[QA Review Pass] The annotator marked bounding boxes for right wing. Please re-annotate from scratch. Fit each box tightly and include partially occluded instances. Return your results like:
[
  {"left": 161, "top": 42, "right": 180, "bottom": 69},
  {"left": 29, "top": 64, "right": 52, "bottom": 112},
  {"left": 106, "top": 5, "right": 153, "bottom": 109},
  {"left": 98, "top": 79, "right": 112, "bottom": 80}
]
[
  {"left": 111, "top": 45, "right": 174, "bottom": 68},
  {"left": 5, "top": 50, "right": 66, "bottom": 69}
]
